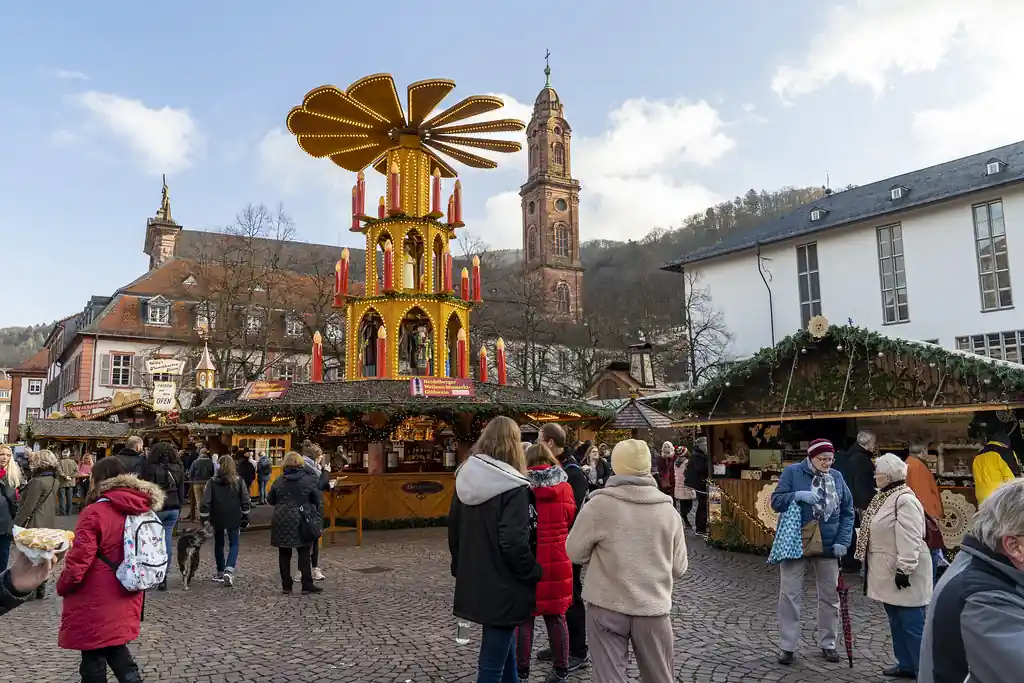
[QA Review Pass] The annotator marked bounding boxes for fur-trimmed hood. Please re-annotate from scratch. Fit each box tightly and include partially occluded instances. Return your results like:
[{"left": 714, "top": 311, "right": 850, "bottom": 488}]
[{"left": 87, "top": 474, "right": 165, "bottom": 513}]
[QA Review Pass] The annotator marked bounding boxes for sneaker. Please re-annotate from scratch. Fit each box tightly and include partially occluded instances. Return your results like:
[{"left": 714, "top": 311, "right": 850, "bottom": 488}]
[
  {"left": 778, "top": 651, "right": 795, "bottom": 665},
  {"left": 535, "top": 648, "right": 553, "bottom": 662},
  {"left": 301, "top": 584, "right": 324, "bottom": 595},
  {"left": 822, "top": 648, "right": 841, "bottom": 664},
  {"left": 312, "top": 567, "right": 326, "bottom": 581},
  {"left": 517, "top": 669, "right": 529, "bottom": 683},
  {"left": 566, "top": 654, "right": 590, "bottom": 672},
  {"left": 544, "top": 671, "right": 568, "bottom": 683},
  {"left": 157, "top": 579, "right": 168, "bottom": 592},
  {"left": 223, "top": 572, "right": 234, "bottom": 587},
  {"left": 212, "top": 572, "right": 224, "bottom": 582}
]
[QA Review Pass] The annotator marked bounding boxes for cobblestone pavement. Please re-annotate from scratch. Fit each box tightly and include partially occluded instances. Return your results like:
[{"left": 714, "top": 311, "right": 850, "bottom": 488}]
[{"left": 2, "top": 527, "right": 897, "bottom": 682}]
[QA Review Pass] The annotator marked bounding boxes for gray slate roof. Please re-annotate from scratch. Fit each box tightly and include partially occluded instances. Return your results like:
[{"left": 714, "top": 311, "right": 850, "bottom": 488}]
[
  {"left": 25, "top": 419, "right": 133, "bottom": 439},
  {"left": 606, "top": 399, "right": 675, "bottom": 429},
  {"left": 663, "top": 139, "right": 1024, "bottom": 270}
]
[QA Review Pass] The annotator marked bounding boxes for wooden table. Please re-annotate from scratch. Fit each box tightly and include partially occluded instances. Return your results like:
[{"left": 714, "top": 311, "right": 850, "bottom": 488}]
[{"left": 321, "top": 483, "right": 367, "bottom": 547}]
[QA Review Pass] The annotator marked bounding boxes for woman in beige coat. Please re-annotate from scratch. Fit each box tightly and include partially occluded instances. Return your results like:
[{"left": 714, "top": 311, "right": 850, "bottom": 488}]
[{"left": 854, "top": 452, "right": 932, "bottom": 679}]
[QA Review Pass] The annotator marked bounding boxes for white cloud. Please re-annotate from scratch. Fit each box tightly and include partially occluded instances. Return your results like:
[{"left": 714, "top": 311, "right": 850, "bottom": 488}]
[
  {"left": 51, "top": 68, "right": 89, "bottom": 81},
  {"left": 73, "top": 92, "right": 200, "bottom": 174},
  {"left": 772, "top": 0, "right": 1024, "bottom": 157}
]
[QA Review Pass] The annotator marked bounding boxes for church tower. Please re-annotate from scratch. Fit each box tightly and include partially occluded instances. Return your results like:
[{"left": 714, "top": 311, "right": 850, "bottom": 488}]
[{"left": 520, "top": 56, "right": 583, "bottom": 322}]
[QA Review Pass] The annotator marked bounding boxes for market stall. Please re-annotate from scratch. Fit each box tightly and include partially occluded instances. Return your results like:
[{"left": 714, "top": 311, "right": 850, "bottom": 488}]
[
  {"left": 21, "top": 418, "right": 135, "bottom": 456},
  {"left": 670, "top": 320, "right": 1024, "bottom": 554}
]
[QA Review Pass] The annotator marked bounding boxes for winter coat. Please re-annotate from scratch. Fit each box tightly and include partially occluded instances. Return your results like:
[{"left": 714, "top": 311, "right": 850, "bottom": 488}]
[
  {"left": 138, "top": 458, "right": 186, "bottom": 511},
  {"left": 0, "top": 570, "right": 31, "bottom": 616},
  {"left": 267, "top": 467, "right": 322, "bottom": 548},
  {"left": 257, "top": 456, "right": 272, "bottom": 479},
  {"left": 655, "top": 454, "right": 675, "bottom": 494},
  {"left": 0, "top": 477, "right": 18, "bottom": 535},
  {"left": 201, "top": 474, "right": 252, "bottom": 530},
  {"left": 187, "top": 455, "right": 215, "bottom": 482},
  {"left": 919, "top": 535, "right": 1024, "bottom": 683},
  {"left": 237, "top": 458, "right": 256, "bottom": 488},
  {"left": 770, "top": 459, "right": 855, "bottom": 557},
  {"left": 673, "top": 457, "right": 696, "bottom": 500},
  {"left": 683, "top": 448, "right": 710, "bottom": 492},
  {"left": 448, "top": 454, "right": 542, "bottom": 628},
  {"left": 833, "top": 443, "right": 877, "bottom": 510},
  {"left": 526, "top": 465, "right": 576, "bottom": 616},
  {"left": 56, "top": 475, "right": 164, "bottom": 651},
  {"left": 905, "top": 455, "right": 943, "bottom": 520},
  {"left": 113, "top": 448, "right": 145, "bottom": 476},
  {"left": 57, "top": 458, "right": 79, "bottom": 487},
  {"left": 557, "top": 454, "right": 589, "bottom": 513},
  {"left": 13, "top": 469, "right": 58, "bottom": 529},
  {"left": 566, "top": 475, "right": 687, "bottom": 617},
  {"left": 865, "top": 488, "right": 933, "bottom": 608},
  {"left": 972, "top": 439, "right": 1021, "bottom": 505}
]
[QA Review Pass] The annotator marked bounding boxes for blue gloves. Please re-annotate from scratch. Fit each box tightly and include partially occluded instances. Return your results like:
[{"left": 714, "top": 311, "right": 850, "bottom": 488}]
[
  {"left": 832, "top": 544, "right": 847, "bottom": 558},
  {"left": 793, "top": 490, "right": 821, "bottom": 505}
]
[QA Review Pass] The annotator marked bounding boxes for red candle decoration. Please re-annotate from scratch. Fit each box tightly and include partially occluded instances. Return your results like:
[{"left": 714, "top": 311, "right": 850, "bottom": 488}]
[
  {"left": 496, "top": 338, "right": 507, "bottom": 385},
  {"left": 460, "top": 267, "right": 470, "bottom": 301},
  {"left": 356, "top": 170, "right": 366, "bottom": 216},
  {"left": 447, "top": 195, "right": 455, "bottom": 225},
  {"left": 311, "top": 331, "right": 324, "bottom": 383},
  {"left": 339, "top": 248, "right": 350, "bottom": 296},
  {"left": 350, "top": 186, "right": 360, "bottom": 230},
  {"left": 388, "top": 161, "right": 402, "bottom": 215},
  {"left": 444, "top": 253, "right": 454, "bottom": 292},
  {"left": 453, "top": 180, "right": 464, "bottom": 226},
  {"left": 430, "top": 168, "right": 443, "bottom": 217},
  {"left": 383, "top": 240, "right": 394, "bottom": 291},
  {"left": 378, "top": 196, "right": 386, "bottom": 219},
  {"left": 471, "top": 255, "right": 482, "bottom": 302},
  {"left": 457, "top": 329, "right": 467, "bottom": 379},
  {"left": 376, "top": 326, "right": 388, "bottom": 378},
  {"left": 478, "top": 346, "right": 488, "bottom": 383}
]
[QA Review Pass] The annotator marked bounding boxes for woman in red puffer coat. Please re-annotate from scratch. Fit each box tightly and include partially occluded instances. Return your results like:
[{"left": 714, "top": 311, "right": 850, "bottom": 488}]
[
  {"left": 57, "top": 457, "right": 164, "bottom": 683},
  {"left": 517, "top": 443, "right": 576, "bottom": 683}
]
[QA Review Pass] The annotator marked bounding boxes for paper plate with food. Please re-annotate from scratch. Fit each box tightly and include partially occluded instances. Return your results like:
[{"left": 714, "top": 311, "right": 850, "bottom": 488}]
[{"left": 12, "top": 526, "right": 75, "bottom": 565}]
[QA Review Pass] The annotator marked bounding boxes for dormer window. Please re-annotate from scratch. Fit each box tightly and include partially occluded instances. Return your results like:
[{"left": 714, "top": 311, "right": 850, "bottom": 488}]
[
  {"left": 285, "top": 314, "right": 304, "bottom": 337},
  {"left": 182, "top": 275, "right": 197, "bottom": 286},
  {"left": 195, "top": 302, "right": 216, "bottom": 331},
  {"left": 987, "top": 159, "right": 1004, "bottom": 175},
  {"left": 810, "top": 208, "right": 827, "bottom": 222},
  {"left": 145, "top": 296, "right": 170, "bottom": 325},
  {"left": 890, "top": 185, "right": 908, "bottom": 200}
]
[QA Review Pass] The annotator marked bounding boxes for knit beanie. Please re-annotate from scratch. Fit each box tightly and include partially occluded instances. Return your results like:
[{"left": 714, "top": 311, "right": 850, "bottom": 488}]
[
  {"left": 611, "top": 439, "right": 652, "bottom": 477},
  {"left": 807, "top": 438, "right": 835, "bottom": 459}
]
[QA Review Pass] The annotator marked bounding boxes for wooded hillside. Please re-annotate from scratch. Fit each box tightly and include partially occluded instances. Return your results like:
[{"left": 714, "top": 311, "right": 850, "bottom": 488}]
[{"left": 0, "top": 324, "right": 53, "bottom": 368}]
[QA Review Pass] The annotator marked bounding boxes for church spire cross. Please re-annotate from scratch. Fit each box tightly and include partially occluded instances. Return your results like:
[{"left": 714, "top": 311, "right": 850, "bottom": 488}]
[{"left": 544, "top": 49, "right": 551, "bottom": 87}]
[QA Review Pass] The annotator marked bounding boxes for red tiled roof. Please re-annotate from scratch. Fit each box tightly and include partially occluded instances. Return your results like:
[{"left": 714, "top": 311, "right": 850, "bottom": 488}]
[{"left": 11, "top": 347, "right": 49, "bottom": 374}]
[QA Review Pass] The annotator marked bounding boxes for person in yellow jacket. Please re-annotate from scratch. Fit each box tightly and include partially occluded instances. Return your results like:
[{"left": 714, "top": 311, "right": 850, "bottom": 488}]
[{"left": 972, "top": 435, "right": 1022, "bottom": 504}]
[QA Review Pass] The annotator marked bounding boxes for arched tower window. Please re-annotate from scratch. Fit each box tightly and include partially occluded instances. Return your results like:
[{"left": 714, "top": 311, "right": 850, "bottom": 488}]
[
  {"left": 556, "top": 283, "right": 571, "bottom": 314},
  {"left": 555, "top": 223, "right": 570, "bottom": 257},
  {"left": 529, "top": 146, "right": 538, "bottom": 170},
  {"left": 527, "top": 226, "right": 538, "bottom": 262},
  {"left": 553, "top": 142, "right": 565, "bottom": 166}
]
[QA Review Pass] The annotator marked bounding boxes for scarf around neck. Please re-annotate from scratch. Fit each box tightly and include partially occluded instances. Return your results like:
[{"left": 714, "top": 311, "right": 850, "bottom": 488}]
[
  {"left": 854, "top": 481, "right": 909, "bottom": 561},
  {"left": 809, "top": 462, "right": 840, "bottom": 523}
]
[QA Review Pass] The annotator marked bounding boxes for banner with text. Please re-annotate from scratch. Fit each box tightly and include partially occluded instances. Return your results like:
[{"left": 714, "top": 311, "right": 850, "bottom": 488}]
[
  {"left": 152, "top": 381, "right": 177, "bottom": 412},
  {"left": 409, "top": 378, "right": 475, "bottom": 398}
]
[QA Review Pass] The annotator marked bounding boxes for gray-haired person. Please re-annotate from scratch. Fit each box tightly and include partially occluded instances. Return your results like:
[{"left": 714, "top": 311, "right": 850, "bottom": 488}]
[{"left": 919, "top": 477, "right": 1024, "bottom": 683}]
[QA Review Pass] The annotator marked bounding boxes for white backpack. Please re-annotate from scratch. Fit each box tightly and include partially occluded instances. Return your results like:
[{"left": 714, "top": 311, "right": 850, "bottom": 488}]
[{"left": 97, "top": 499, "right": 169, "bottom": 591}]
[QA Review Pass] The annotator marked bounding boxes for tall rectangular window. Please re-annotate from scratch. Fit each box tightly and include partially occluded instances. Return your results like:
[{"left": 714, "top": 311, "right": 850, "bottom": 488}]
[
  {"left": 111, "top": 354, "right": 133, "bottom": 386},
  {"left": 877, "top": 224, "right": 909, "bottom": 323},
  {"left": 973, "top": 199, "right": 1013, "bottom": 311},
  {"left": 956, "top": 331, "right": 1022, "bottom": 363},
  {"left": 796, "top": 243, "right": 821, "bottom": 328}
]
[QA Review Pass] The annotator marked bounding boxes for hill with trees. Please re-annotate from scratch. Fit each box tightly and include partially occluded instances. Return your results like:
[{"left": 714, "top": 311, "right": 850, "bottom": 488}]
[{"left": 0, "top": 324, "right": 53, "bottom": 368}]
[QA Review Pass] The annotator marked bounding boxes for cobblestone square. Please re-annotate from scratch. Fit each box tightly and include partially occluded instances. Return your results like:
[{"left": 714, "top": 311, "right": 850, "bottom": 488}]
[{"left": 2, "top": 528, "right": 895, "bottom": 682}]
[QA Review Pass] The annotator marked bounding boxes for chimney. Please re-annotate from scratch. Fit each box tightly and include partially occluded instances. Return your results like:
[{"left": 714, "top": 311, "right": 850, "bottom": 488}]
[{"left": 143, "top": 174, "right": 182, "bottom": 269}]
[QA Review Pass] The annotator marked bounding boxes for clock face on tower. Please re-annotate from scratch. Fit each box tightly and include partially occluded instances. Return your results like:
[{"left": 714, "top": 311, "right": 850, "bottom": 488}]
[{"left": 555, "top": 198, "right": 568, "bottom": 212}]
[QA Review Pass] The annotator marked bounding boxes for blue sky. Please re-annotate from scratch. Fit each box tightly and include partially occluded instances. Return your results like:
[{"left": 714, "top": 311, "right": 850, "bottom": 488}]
[{"left": 1, "top": 0, "right": 1018, "bottom": 326}]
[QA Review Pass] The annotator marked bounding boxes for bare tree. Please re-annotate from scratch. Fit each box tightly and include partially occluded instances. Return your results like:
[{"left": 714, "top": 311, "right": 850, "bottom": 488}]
[{"left": 676, "top": 270, "right": 731, "bottom": 386}]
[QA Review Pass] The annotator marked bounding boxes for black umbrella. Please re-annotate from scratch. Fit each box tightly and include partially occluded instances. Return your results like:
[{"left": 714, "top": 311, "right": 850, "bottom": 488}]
[{"left": 837, "top": 565, "right": 854, "bottom": 668}]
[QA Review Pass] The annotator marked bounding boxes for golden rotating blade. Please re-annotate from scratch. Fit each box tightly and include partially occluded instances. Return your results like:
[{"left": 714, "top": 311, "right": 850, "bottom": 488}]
[
  {"left": 407, "top": 79, "right": 455, "bottom": 127},
  {"left": 297, "top": 133, "right": 389, "bottom": 159},
  {"left": 422, "top": 96, "right": 505, "bottom": 129},
  {"left": 286, "top": 109, "right": 372, "bottom": 136},
  {"left": 330, "top": 143, "right": 397, "bottom": 173},
  {"left": 429, "top": 134, "right": 522, "bottom": 154},
  {"left": 423, "top": 139, "right": 499, "bottom": 169},
  {"left": 298, "top": 86, "right": 387, "bottom": 128},
  {"left": 346, "top": 73, "right": 406, "bottom": 128},
  {"left": 431, "top": 118, "right": 526, "bottom": 135}
]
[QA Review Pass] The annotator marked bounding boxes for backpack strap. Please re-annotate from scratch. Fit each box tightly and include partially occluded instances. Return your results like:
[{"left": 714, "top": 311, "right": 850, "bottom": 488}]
[{"left": 94, "top": 498, "right": 121, "bottom": 571}]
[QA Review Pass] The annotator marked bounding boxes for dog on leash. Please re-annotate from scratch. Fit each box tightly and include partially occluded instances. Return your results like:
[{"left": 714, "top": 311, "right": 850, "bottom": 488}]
[{"left": 177, "top": 524, "right": 211, "bottom": 590}]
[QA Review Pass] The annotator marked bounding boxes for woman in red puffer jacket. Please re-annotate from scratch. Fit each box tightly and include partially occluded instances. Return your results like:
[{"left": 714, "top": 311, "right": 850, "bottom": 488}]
[
  {"left": 517, "top": 443, "right": 576, "bottom": 683},
  {"left": 57, "top": 457, "right": 164, "bottom": 683}
]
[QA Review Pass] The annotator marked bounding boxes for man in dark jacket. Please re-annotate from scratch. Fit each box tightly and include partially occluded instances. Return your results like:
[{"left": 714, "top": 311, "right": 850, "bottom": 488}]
[
  {"left": 114, "top": 436, "right": 146, "bottom": 475},
  {"left": 919, "top": 478, "right": 1024, "bottom": 683},
  {"left": 1, "top": 550, "right": 55, "bottom": 617},
  {"left": 537, "top": 423, "right": 590, "bottom": 671},
  {"left": 685, "top": 437, "right": 711, "bottom": 534},
  {"left": 833, "top": 431, "right": 877, "bottom": 570}
]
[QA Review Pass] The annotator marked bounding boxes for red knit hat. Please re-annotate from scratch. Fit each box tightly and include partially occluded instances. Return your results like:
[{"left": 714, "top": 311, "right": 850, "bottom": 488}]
[{"left": 807, "top": 439, "right": 835, "bottom": 458}]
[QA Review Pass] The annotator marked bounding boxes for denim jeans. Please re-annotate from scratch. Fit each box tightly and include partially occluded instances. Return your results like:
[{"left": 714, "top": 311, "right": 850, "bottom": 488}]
[
  {"left": 0, "top": 534, "right": 10, "bottom": 570},
  {"left": 156, "top": 509, "right": 180, "bottom": 570},
  {"left": 931, "top": 548, "right": 946, "bottom": 582},
  {"left": 884, "top": 603, "right": 926, "bottom": 674},
  {"left": 214, "top": 526, "right": 240, "bottom": 573},
  {"left": 477, "top": 625, "right": 518, "bottom": 683},
  {"left": 58, "top": 486, "right": 75, "bottom": 515},
  {"left": 258, "top": 477, "right": 270, "bottom": 502}
]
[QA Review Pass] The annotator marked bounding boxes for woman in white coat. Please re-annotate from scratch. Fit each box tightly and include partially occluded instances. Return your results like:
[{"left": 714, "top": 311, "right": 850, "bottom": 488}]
[{"left": 854, "top": 452, "right": 932, "bottom": 680}]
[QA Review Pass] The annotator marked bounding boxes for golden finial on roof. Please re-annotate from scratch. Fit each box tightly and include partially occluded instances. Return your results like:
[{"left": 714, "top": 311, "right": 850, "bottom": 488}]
[{"left": 157, "top": 174, "right": 173, "bottom": 222}]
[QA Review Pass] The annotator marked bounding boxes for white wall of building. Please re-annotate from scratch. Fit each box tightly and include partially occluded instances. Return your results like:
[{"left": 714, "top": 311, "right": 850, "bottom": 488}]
[
  {"left": 18, "top": 376, "right": 44, "bottom": 422},
  {"left": 693, "top": 186, "right": 1024, "bottom": 359}
]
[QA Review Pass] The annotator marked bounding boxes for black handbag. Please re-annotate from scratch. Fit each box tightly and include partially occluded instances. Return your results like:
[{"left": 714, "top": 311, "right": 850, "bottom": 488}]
[{"left": 297, "top": 504, "right": 322, "bottom": 542}]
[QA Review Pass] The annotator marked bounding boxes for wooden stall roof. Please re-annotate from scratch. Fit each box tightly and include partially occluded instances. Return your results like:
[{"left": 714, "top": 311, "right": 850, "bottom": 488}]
[
  {"left": 672, "top": 324, "right": 1024, "bottom": 426},
  {"left": 24, "top": 418, "right": 133, "bottom": 440},
  {"left": 606, "top": 399, "right": 676, "bottom": 430},
  {"left": 142, "top": 422, "right": 293, "bottom": 435},
  {"left": 183, "top": 380, "right": 612, "bottom": 422}
]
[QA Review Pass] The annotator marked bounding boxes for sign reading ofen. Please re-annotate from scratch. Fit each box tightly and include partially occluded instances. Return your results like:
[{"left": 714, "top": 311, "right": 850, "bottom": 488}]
[
  {"left": 152, "top": 381, "right": 177, "bottom": 413},
  {"left": 409, "top": 378, "right": 475, "bottom": 398}
]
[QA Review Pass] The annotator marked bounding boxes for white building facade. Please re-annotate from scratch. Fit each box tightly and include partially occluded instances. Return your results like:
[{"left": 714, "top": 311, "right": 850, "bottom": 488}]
[{"left": 665, "top": 142, "right": 1024, "bottom": 363}]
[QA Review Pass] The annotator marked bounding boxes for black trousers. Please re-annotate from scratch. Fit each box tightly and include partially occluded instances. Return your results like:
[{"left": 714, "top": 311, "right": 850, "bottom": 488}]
[
  {"left": 80, "top": 645, "right": 140, "bottom": 683},
  {"left": 311, "top": 539, "right": 319, "bottom": 568},
  {"left": 694, "top": 493, "right": 709, "bottom": 533},
  {"left": 279, "top": 546, "right": 313, "bottom": 589},
  {"left": 566, "top": 563, "right": 587, "bottom": 658},
  {"left": 676, "top": 498, "right": 694, "bottom": 525}
]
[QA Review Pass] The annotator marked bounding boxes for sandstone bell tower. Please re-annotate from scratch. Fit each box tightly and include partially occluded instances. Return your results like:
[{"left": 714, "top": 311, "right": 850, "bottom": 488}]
[{"left": 520, "top": 54, "right": 583, "bottom": 322}]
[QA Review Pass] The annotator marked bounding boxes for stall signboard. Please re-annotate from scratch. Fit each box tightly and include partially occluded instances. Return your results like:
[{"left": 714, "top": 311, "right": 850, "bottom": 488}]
[
  {"left": 146, "top": 358, "right": 185, "bottom": 376},
  {"left": 402, "top": 481, "right": 445, "bottom": 497},
  {"left": 64, "top": 397, "right": 113, "bottom": 418},
  {"left": 239, "top": 380, "right": 292, "bottom": 400},
  {"left": 152, "top": 381, "right": 177, "bottom": 412},
  {"left": 409, "top": 378, "right": 474, "bottom": 398}
]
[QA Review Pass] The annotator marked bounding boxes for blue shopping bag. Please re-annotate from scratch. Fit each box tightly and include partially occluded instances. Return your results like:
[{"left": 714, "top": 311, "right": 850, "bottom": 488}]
[{"left": 768, "top": 502, "right": 804, "bottom": 565}]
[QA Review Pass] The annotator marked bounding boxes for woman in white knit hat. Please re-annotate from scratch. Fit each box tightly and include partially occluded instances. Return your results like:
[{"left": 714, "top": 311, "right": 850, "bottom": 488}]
[{"left": 566, "top": 439, "right": 687, "bottom": 682}]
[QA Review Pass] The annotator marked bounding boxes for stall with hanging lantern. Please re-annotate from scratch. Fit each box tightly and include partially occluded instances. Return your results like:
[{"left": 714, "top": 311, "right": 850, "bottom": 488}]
[
  {"left": 181, "top": 72, "right": 612, "bottom": 528},
  {"left": 668, "top": 317, "right": 1024, "bottom": 555}
]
